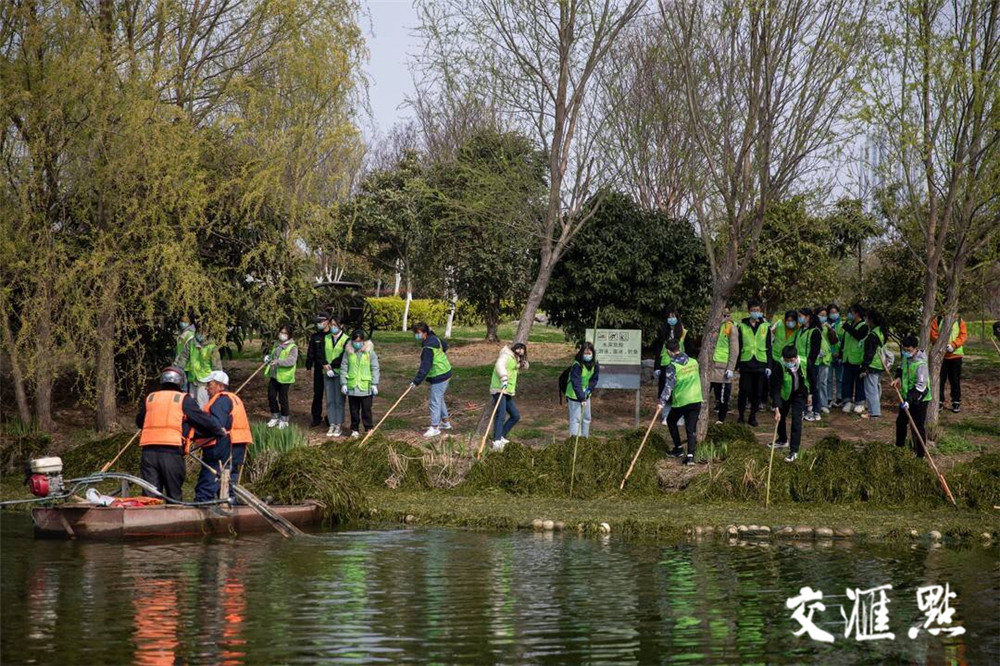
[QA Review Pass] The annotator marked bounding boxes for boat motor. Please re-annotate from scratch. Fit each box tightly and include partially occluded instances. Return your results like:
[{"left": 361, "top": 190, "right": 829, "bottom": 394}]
[{"left": 26, "top": 457, "right": 64, "bottom": 498}]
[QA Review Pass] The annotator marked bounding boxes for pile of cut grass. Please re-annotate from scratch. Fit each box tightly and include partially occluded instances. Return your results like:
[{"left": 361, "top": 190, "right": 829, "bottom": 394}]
[
  {"left": 249, "top": 446, "right": 367, "bottom": 523},
  {"left": 459, "top": 429, "right": 671, "bottom": 499},
  {"left": 329, "top": 435, "right": 431, "bottom": 490},
  {"left": 950, "top": 453, "right": 1000, "bottom": 509}
]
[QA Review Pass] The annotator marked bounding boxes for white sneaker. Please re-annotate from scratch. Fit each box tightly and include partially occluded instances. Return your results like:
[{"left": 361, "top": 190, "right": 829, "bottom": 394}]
[
  {"left": 326, "top": 425, "right": 337, "bottom": 437},
  {"left": 350, "top": 431, "right": 360, "bottom": 438},
  {"left": 677, "top": 416, "right": 685, "bottom": 426},
  {"left": 661, "top": 415, "right": 669, "bottom": 425},
  {"left": 423, "top": 427, "right": 442, "bottom": 438},
  {"left": 853, "top": 403, "right": 865, "bottom": 414},
  {"left": 841, "top": 401, "right": 854, "bottom": 413},
  {"left": 820, "top": 407, "right": 830, "bottom": 414},
  {"left": 333, "top": 425, "right": 342, "bottom": 437},
  {"left": 267, "top": 418, "right": 279, "bottom": 428},
  {"left": 439, "top": 422, "right": 453, "bottom": 430},
  {"left": 491, "top": 439, "right": 505, "bottom": 451},
  {"left": 784, "top": 452, "right": 798, "bottom": 463},
  {"left": 812, "top": 412, "right": 821, "bottom": 422},
  {"left": 500, "top": 437, "right": 510, "bottom": 445},
  {"left": 277, "top": 421, "right": 289, "bottom": 430}
]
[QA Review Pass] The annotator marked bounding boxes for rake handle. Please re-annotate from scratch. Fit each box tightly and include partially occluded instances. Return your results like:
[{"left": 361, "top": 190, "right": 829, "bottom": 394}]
[
  {"left": 620, "top": 404, "right": 662, "bottom": 490},
  {"left": 477, "top": 391, "right": 506, "bottom": 460},
  {"left": 361, "top": 384, "right": 414, "bottom": 447},
  {"left": 765, "top": 413, "right": 780, "bottom": 508}
]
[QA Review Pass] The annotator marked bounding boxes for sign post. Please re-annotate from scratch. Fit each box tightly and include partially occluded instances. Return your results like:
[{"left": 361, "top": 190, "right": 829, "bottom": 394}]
[{"left": 585, "top": 328, "right": 643, "bottom": 427}]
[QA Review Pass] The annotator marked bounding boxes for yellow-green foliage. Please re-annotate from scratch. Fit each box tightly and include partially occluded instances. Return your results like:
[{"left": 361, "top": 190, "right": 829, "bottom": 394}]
[{"left": 367, "top": 297, "right": 480, "bottom": 330}]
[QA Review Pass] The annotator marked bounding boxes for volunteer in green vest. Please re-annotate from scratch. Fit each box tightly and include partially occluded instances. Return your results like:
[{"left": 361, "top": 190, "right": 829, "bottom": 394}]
[
  {"left": 825, "top": 304, "right": 844, "bottom": 407},
  {"left": 709, "top": 308, "right": 739, "bottom": 424},
  {"left": 796, "top": 308, "right": 823, "bottom": 422},
  {"left": 736, "top": 298, "right": 773, "bottom": 426},
  {"left": 323, "top": 317, "right": 349, "bottom": 437},
  {"left": 654, "top": 310, "right": 687, "bottom": 424},
  {"left": 860, "top": 308, "right": 887, "bottom": 419},
  {"left": 172, "top": 315, "right": 196, "bottom": 383},
  {"left": 892, "top": 335, "right": 930, "bottom": 458},
  {"left": 489, "top": 343, "right": 528, "bottom": 451},
  {"left": 815, "top": 305, "right": 838, "bottom": 414},
  {"left": 188, "top": 332, "right": 223, "bottom": 408},
  {"left": 771, "top": 345, "right": 812, "bottom": 463},
  {"left": 566, "top": 341, "right": 600, "bottom": 437},
  {"left": 840, "top": 304, "right": 869, "bottom": 414},
  {"left": 657, "top": 339, "right": 703, "bottom": 466},
  {"left": 265, "top": 324, "right": 298, "bottom": 429},
  {"left": 339, "top": 329, "right": 380, "bottom": 439},
  {"left": 410, "top": 322, "right": 454, "bottom": 437},
  {"left": 930, "top": 313, "right": 968, "bottom": 413}
]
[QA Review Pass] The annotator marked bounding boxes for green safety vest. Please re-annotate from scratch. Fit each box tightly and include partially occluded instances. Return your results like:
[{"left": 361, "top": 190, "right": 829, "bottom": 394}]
[
  {"left": 324, "top": 332, "right": 348, "bottom": 369},
  {"left": 345, "top": 351, "right": 373, "bottom": 392},
  {"left": 176, "top": 330, "right": 194, "bottom": 368},
  {"left": 670, "top": 358, "right": 702, "bottom": 407},
  {"left": 269, "top": 342, "right": 297, "bottom": 384},
  {"left": 795, "top": 327, "right": 813, "bottom": 363},
  {"left": 738, "top": 321, "right": 769, "bottom": 364},
  {"left": 712, "top": 321, "right": 733, "bottom": 364},
  {"left": 772, "top": 325, "right": 798, "bottom": 363},
  {"left": 842, "top": 323, "right": 866, "bottom": 365},
  {"left": 901, "top": 356, "right": 931, "bottom": 401},
  {"left": 188, "top": 342, "right": 215, "bottom": 382},
  {"left": 868, "top": 326, "right": 886, "bottom": 371},
  {"left": 817, "top": 327, "right": 832, "bottom": 366},
  {"left": 427, "top": 338, "right": 452, "bottom": 378},
  {"left": 939, "top": 319, "right": 964, "bottom": 356},
  {"left": 564, "top": 361, "right": 595, "bottom": 401},
  {"left": 490, "top": 354, "right": 518, "bottom": 395},
  {"left": 780, "top": 366, "right": 811, "bottom": 401},
  {"left": 659, "top": 329, "right": 687, "bottom": 365}
]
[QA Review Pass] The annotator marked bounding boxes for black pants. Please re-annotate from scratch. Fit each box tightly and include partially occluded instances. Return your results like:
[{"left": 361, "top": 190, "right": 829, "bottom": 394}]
[
  {"left": 311, "top": 370, "right": 326, "bottom": 424},
  {"left": 777, "top": 398, "right": 806, "bottom": 454},
  {"left": 268, "top": 378, "right": 290, "bottom": 417},
  {"left": 667, "top": 402, "right": 700, "bottom": 456},
  {"left": 140, "top": 447, "right": 186, "bottom": 501},
  {"left": 896, "top": 401, "right": 927, "bottom": 457},
  {"left": 710, "top": 382, "right": 731, "bottom": 422},
  {"left": 738, "top": 370, "right": 765, "bottom": 419},
  {"left": 939, "top": 357, "right": 962, "bottom": 404},
  {"left": 348, "top": 395, "right": 374, "bottom": 433}
]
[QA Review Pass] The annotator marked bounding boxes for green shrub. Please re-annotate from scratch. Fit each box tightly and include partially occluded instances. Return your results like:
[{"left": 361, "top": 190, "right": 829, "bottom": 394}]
[
  {"left": 367, "top": 297, "right": 480, "bottom": 330},
  {"left": 248, "top": 421, "right": 308, "bottom": 459}
]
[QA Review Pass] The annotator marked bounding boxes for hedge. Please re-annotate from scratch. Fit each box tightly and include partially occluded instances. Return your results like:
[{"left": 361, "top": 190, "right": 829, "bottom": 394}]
[{"left": 368, "top": 297, "right": 481, "bottom": 330}]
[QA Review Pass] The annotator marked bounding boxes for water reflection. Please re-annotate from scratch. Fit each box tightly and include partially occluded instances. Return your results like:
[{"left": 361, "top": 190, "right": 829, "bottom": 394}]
[{"left": 1, "top": 515, "right": 997, "bottom": 665}]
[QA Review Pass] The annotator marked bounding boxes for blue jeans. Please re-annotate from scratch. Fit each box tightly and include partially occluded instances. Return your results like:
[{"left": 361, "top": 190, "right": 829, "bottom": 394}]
[
  {"left": 864, "top": 371, "right": 882, "bottom": 416},
  {"left": 323, "top": 374, "right": 345, "bottom": 427},
  {"left": 428, "top": 380, "right": 450, "bottom": 427},
  {"left": 492, "top": 393, "right": 519, "bottom": 440},
  {"left": 568, "top": 399, "right": 591, "bottom": 437},
  {"left": 828, "top": 359, "right": 843, "bottom": 403},
  {"left": 841, "top": 364, "right": 865, "bottom": 404},
  {"left": 815, "top": 365, "right": 830, "bottom": 411}
]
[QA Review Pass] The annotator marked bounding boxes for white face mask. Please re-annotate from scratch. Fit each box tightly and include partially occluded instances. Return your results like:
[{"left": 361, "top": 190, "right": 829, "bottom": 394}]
[{"left": 278, "top": 332, "right": 289, "bottom": 343}]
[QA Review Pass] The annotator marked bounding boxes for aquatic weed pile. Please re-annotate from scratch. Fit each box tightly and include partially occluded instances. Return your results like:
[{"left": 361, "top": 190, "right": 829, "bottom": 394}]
[
  {"left": 327, "top": 436, "right": 431, "bottom": 490},
  {"left": 459, "top": 429, "right": 671, "bottom": 499},
  {"left": 951, "top": 453, "right": 1000, "bottom": 509},
  {"left": 705, "top": 422, "right": 757, "bottom": 446},
  {"left": 249, "top": 447, "right": 367, "bottom": 523},
  {"left": 62, "top": 433, "right": 139, "bottom": 478}
]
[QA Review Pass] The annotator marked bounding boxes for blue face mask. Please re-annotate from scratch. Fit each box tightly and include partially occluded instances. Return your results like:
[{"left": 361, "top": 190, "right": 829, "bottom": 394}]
[
  {"left": 330, "top": 326, "right": 340, "bottom": 336},
  {"left": 846, "top": 312, "right": 854, "bottom": 322},
  {"left": 667, "top": 317, "right": 678, "bottom": 326},
  {"left": 786, "top": 320, "right": 796, "bottom": 329},
  {"left": 582, "top": 354, "right": 593, "bottom": 362},
  {"left": 750, "top": 311, "right": 763, "bottom": 320},
  {"left": 829, "top": 312, "right": 840, "bottom": 322},
  {"left": 902, "top": 350, "right": 913, "bottom": 359},
  {"left": 352, "top": 341, "right": 363, "bottom": 350},
  {"left": 797, "top": 316, "right": 806, "bottom": 326},
  {"left": 818, "top": 315, "right": 828, "bottom": 324},
  {"left": 414, "top": 333, "right": 423, "bottom": 341},
  {"left": 785, "top": 360, "right": 799, "bottom": 370}
]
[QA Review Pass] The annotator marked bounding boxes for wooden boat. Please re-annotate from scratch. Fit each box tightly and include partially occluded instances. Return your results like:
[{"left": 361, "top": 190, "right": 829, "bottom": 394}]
[{"left": 31, "top": 502, "right": 323, "bottom": 540}]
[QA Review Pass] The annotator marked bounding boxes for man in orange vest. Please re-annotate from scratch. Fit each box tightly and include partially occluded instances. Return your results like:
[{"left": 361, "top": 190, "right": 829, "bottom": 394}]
[
  {"left": 201, "top": 371, "right": 254, "bottom": 499},
  {"left": 136, "top": 366, "right": 226, "bottom": 501}
]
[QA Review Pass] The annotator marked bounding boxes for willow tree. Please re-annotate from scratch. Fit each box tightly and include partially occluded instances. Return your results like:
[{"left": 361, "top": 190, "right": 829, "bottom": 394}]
[
  {"left": 863, "top": 0, "right": 1000, "bottom": 430},
  {"left": 659, "top": 0, "right": 872, "bottom": 439}
]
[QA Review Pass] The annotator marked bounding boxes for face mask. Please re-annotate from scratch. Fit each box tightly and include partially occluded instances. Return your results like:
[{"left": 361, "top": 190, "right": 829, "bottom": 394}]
[
  {"left": 330, "top": 326, "right": 340, "bottom": 336},
  {"left": 667, "top": 317, "right": 678, "bottom": 326},
  {"left": 818, "top": 315, "right": 828, "bottom": 324},
  {"left": 750, "top": 311, "right": 763, "bottom": 320},
  {"left": 582, "top": 354, "right": 593, "bottom": 362},
  {"left": 195, "top": 334, "right": 206, "bottom": 345},
  {"left": 829, "top": 312, "right": 840, "bottom": 321},
  {"left": 785, "top": 360, "right": 799, "bottom": 370},
  {"left": 317, "top": 323, "right": 326, "bottom": 331},
  {"left": 352, "top": 341, "right": 363, "bottom": 350},
  {"left": 278, "top": 333, "right": 289, "bottom": 343},
  {"left": 846, "top": 312, "right": 855, "bottom": 322},
  {"left": 180, "top": 321, "right": 190, "bottom": 332},
  {"left": 797, "top": 316, "right": 806, "bottom": 326},
  {"left": 786, "top": 320, "right": 796, "bottom": 329},
  {"left": 902, "top": 350, "right": 913, "bottom": 359},
  {"left": 414, "top": 333, "right": 423, "bottom": 341}
]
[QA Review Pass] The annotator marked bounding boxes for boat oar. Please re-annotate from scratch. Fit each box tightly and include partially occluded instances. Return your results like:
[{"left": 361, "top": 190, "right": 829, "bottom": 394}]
[
  {"left": 477, "top": 392, "right": 506, "bottom": 460},
  {"left": 765, "top": 413, "right": 781, "bottom": 508},
  {"left": 620, "top": 404, "right": 662, "bottom": 490},
  {"left": 361, "top": 383, "right": 414, "bottom": 446}
]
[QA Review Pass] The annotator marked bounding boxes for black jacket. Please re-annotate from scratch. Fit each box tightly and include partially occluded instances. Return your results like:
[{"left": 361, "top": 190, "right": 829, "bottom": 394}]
[{"left": 305, "top": 330, "right": 327, "bottom": 372}]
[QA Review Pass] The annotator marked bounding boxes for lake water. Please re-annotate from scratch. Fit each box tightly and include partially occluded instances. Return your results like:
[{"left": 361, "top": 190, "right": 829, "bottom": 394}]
[{"left": 1, "top": 514, "right": 997, "bottom": 664}]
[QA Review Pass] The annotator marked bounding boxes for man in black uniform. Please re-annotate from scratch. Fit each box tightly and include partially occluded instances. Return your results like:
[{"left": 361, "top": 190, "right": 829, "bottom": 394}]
[{"left": 305, "top": 312, "right": 331, "bottom": 427}]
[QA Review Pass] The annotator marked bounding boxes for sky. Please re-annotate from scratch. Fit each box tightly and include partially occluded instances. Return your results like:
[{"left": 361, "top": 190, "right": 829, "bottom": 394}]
[{"left": 361, "top": 0, "right": 421, "bottom": 138}]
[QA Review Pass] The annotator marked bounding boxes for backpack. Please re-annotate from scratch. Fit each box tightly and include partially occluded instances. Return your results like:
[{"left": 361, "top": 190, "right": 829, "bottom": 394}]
[{"left": 558, "top": 364, "right": 573, "bottom": 404}]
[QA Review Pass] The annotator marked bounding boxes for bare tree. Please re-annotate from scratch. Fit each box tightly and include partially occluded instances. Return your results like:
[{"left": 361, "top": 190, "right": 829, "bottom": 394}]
[
  {"left": 864, "top": 0, "right": 1000, "bottom": 430},
  {"left": 660, "top": 0, "right": 872, "bottom": 439},
  {"left": 416, "top": 0, "right": 646, "bottom": 343}
]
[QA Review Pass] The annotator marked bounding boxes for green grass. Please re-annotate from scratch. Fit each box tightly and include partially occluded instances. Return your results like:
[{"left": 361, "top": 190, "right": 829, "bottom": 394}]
[
  {"left": 936, "top": 431, "right": 982, "bottom": 454},
  {"left": 948, "top": 419, "right": 1000, "bottom": 439}
]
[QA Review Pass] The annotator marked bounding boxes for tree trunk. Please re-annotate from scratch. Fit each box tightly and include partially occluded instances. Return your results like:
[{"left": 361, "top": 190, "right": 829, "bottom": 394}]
[
  {"left": 393, "top": 266, "right": 402, "bottom": 297},
  {"left": 695, "top": 290, "right": 730, "bottom": 441},
  {"left": 401, "top": 276, "right": 412, "bottom": 331},
  {"left": 375, "top": 279, "right": 381, "bottom": 298},
  {"left": 484, "top": 299, "right": 501, "bottom": 343},
  {"left": 34, "top": 279, "right": 53, "bottom": 432},
  {"left": 95, "top": 267, "right": 120, "bottom": 432},
  {"left": 0, "top": 311, "right": 31, "bottom": 425},
  {"left": 444, "top": 298, "right": 456, "bottom": 339},
  {"left": 513, "top": 252, "right": 557, "bottom": 344}
]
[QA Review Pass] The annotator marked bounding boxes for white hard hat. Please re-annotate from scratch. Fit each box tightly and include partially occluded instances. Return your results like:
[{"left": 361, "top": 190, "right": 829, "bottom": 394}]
[{"left": 203, "top": 370, "right": 230, "bottom": 386}]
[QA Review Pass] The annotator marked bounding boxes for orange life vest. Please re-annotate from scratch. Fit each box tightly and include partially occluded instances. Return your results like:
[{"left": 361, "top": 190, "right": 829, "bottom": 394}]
[
  {"left": 199, "top": 391, "right": 254, "bottom": 448},
  {"left": 139, "top": 391, "right": 187, "bottom": 448}
]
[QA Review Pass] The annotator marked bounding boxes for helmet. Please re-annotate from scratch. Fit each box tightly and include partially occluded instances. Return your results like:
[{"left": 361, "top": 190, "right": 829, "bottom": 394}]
[{"left": 160, "top": 366, "right": 185, "bottom": 387}]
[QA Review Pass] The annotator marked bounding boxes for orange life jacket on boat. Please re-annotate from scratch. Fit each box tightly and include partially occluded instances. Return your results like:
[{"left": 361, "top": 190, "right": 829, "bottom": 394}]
[
  {"left": 198, "top": 391, "right": 253, "bottom": 449},
  {"left": 139, "top": 391, "right": 188, "bottom": 449}
]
